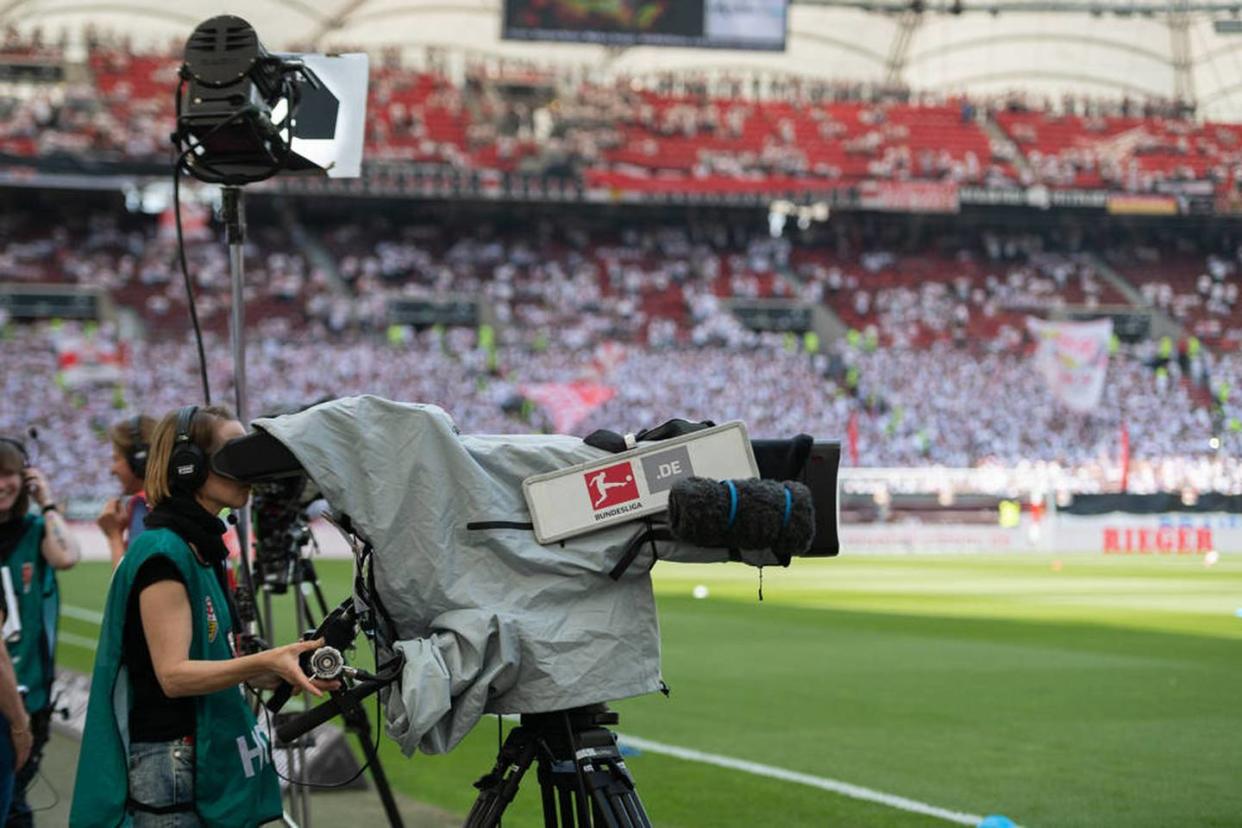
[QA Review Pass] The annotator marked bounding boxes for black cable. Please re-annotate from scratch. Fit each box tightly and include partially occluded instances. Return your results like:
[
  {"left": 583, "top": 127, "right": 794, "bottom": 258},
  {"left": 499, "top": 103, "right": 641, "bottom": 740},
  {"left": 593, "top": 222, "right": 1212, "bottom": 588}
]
[
  {"left": 252, "top": 608, "right": 389, "bottom": 791},
  {"left": 29, "top": 767, "right": 60, "bottom": 814},
  {"left": 563, "top": 711, "right": 594, "bottom": 824},
  {"left": 171, "top": 165, "right": 211, "bottom": 406},
  {"left": 170, "top": 76, "right": 223, "bottom": 407},
  {"left": 256, "top": 684, "right": 375, "bottom": 791},
  {"left": 171, "top": 65, "right": 307, "bottom": 405}
]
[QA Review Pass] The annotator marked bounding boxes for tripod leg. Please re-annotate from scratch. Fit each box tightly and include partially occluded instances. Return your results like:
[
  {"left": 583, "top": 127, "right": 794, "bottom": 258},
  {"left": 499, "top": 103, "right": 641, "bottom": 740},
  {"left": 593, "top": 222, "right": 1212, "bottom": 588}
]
[
  {"left": 300, "top": 557, "right": 332, "bottom": 618},
  {"left": 333, "top": 678, "right": 404, "bottom": 828},
  {"left": 507, "top": 709, "right": 654, "bottom": 828},
  {"left": 573, "top": 730, "right": 652, "bottom": 828},
  {"left": 534, "top": 756, "right": 565, "bottom": 828},
  {"left": 353, "top": 726, "right": 404, "bottom": 828},
  {"left": 465, "top": 728, "right": 540, "bottom": 828}
]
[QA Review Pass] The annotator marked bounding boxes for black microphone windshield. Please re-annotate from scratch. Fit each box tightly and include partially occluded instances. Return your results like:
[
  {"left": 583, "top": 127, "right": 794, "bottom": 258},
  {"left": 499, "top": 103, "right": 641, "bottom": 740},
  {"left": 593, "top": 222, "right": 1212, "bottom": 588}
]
[{"left": 667, "top": 477, "right": 815, "bottom": 563}]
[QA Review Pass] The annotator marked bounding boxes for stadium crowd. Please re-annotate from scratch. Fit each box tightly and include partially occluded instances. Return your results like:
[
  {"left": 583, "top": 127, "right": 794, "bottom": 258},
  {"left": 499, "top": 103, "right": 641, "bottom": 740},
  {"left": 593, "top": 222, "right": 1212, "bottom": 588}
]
[
  {"left": 3, "top": 28, "right": 1242, "bottom": 501},
  {"left": 3, "top": 320, "right": 1241, "bottom": 504},
  {"left": 11, "top": 197, "right": 1242, "bottom": 350}
]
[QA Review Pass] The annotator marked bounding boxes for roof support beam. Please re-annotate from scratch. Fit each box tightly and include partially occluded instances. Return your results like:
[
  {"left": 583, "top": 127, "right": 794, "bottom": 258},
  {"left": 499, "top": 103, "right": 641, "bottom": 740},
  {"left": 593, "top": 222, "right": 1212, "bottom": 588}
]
[
  {"left": 938, "top": 67, "right": 1163, "bottom": 96},
  {"left": 909, "top": 32, "right": 1171, "bottom": 66},
  {"left": 1168, "top": 0, "right": 1197, "bottom": 108},
  {"left": 884, "top": 9, "right": 923, "bottom": 86},
  {"left": 309, "top": 0, "right": 369, "bottom": 47}
]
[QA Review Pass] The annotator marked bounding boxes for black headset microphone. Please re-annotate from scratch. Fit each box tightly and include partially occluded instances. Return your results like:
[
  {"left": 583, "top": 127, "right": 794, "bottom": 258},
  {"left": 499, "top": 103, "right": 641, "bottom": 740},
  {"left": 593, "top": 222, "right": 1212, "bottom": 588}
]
[
  {"left": 1, "top": 428, "right": 41, "bottom": 494},
  {"left": 169, "top": 405, "right": 208, "bottom": 492},
  {"left": 127, "top": 415, "right": 149, "bottom": 479}
]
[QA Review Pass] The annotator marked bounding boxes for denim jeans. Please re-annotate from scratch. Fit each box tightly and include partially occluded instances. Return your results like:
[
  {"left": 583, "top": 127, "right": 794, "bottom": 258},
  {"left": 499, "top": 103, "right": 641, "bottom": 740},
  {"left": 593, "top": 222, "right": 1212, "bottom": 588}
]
[{"left": 127, "top": 738, "right": 201, "bottom": 828}]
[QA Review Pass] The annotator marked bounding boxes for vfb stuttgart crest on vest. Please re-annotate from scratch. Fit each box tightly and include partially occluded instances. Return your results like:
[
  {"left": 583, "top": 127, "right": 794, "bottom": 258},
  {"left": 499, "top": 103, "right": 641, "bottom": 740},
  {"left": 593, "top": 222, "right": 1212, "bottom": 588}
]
[{"left": 205, "top": 595, "right": 218, "bottom": 643}]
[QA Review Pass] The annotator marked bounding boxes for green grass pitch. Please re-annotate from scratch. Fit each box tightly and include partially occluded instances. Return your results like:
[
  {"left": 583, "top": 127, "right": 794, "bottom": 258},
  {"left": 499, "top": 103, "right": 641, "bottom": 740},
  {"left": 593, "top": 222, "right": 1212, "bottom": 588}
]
[{"left": 53, "top": 554, "right": 1242, "bottom": 827}]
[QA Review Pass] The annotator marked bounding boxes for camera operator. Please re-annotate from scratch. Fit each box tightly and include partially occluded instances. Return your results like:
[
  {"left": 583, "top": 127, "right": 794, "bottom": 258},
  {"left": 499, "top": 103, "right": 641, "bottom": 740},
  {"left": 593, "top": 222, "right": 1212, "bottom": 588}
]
[
  {"left": 97, "top": 415, "right": 155, "bottom": 568},
  {"left": 70, "top": 406, "right": 336, "bottom": 828},
  {"left": 0, "top": 437, "right": 79, "bottom": 828}
]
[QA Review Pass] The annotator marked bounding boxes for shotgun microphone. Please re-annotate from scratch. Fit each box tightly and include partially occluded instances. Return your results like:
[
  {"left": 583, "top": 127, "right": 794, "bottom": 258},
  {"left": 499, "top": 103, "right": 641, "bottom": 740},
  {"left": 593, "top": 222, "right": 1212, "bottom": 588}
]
[{"left": 666, "top": 477, "right": 815, "bottom": 563}]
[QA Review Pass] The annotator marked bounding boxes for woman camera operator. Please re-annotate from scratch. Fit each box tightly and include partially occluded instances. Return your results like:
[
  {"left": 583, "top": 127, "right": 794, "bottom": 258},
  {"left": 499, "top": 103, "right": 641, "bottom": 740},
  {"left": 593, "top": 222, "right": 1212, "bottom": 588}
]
[
  {"left": 71, "top": 406, "right": 335, "bottom": 828},
  {"left": 97, "top": 415, "right": 155, "bottom": 568},
  {"left": 0, "top": 436, "right": 79, "bottom": 828}
]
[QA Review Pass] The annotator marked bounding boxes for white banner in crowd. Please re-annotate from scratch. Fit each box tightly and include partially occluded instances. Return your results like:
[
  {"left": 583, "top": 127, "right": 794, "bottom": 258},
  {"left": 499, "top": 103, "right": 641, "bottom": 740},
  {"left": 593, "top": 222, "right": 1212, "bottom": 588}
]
[
  {"left": 519, "top": 381, "right": 616, "bottom": 433},
  {"left": 1025, "top": 317, "right": 1113, "bottom": 413},
  {"left": 52, "top": 331, "right": 126, "bottom": 388}
]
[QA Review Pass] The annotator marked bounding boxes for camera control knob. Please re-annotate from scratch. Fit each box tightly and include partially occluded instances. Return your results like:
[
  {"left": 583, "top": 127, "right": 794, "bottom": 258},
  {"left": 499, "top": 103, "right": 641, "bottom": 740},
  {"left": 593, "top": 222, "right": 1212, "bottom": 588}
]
[{"left": 309, "top": 645, "right": 344, "bottom": 680}]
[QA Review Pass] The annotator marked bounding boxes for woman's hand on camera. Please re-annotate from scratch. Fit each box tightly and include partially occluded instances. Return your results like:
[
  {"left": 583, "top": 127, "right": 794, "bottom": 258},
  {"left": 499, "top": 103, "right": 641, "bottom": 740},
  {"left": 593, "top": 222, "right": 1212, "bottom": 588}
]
[
  {"left": 261, "top": 638, "right": 341, "bottom": 697},
  {"left": 96, "top": 497, "right": 126, "bottom": 538}
]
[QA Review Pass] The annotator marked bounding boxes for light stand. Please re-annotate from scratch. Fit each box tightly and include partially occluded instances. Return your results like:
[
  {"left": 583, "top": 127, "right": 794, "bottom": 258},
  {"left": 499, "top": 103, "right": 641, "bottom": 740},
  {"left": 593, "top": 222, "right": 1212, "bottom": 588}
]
[
  {"left": 173, "top": 13, "right": 374, "bottom": 825},
  {"left": 219, "top": 184, "right": 316, "bottom": 825},
  {"left": 221, "top": 185, "right": 265, "bottom": 645}
]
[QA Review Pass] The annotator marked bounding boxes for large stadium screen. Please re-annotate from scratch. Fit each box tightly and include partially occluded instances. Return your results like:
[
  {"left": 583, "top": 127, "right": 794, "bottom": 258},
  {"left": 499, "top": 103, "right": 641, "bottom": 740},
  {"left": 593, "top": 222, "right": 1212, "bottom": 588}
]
[{"left": 502, "top": 0, "right": 788, "bottom": 51}]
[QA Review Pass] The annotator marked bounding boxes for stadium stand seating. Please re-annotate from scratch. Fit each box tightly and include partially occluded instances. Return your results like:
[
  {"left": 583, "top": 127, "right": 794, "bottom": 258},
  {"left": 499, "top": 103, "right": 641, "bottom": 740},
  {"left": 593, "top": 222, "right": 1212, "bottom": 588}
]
[{"left": 4, "top": 40, "right": 1239, "bottom": 195}]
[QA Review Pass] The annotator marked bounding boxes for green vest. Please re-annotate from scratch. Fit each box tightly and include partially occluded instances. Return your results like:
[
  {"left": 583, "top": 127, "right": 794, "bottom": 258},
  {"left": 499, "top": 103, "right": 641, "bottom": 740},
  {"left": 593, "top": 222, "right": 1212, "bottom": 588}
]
[
  {"left": 2, "top": 514, "right": 57, "bottom": 713},
  {"left": 70, "top": 529, "right": 281, "bottom": 828}
]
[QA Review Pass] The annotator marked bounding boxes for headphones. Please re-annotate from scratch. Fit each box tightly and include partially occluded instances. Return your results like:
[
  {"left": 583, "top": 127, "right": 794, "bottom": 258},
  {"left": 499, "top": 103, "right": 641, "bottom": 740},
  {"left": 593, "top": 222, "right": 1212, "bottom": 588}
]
[
  {"left": 0, "top": 437, "right": 28, "bottom": 467},
  {"left": 168, "top": 406, "right": 208, "bottom": 491},
  {"left": 127, "top": 415, "right": 149, "bottom": 479}
]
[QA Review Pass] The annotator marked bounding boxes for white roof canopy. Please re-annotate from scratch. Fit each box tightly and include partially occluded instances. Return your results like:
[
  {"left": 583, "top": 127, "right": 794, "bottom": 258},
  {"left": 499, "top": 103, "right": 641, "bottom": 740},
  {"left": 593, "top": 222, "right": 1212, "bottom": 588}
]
[{"left": 7, "top": 0, "right": 1242, "bottom": 118}]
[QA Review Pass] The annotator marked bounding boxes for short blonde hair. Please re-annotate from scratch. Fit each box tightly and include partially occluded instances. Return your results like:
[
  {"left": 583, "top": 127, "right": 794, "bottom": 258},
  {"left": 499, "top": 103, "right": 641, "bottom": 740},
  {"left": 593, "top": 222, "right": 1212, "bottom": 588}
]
[{"left": 145, "top": 405, "right": 237, "bottom": 506}]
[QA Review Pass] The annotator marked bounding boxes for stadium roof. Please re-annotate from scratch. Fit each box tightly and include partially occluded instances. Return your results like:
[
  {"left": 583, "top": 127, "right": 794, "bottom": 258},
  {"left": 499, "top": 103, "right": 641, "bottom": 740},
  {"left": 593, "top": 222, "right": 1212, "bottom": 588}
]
[{"left": 8, "top": 0, "right": 1242, "bottom": 118}]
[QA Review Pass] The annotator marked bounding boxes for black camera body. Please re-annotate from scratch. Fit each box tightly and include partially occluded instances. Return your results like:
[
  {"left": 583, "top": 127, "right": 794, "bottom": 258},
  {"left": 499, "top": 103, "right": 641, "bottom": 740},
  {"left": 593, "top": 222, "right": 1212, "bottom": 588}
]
[{"left": 250, "top": 472, "right": 322, "bottom": 593}]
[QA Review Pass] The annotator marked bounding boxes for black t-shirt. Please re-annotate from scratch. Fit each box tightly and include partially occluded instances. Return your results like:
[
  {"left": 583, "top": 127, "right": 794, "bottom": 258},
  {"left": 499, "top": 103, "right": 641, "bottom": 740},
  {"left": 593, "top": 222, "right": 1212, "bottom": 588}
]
[{"left": 123, "top": 556, "right": 194, "bottom": 742}]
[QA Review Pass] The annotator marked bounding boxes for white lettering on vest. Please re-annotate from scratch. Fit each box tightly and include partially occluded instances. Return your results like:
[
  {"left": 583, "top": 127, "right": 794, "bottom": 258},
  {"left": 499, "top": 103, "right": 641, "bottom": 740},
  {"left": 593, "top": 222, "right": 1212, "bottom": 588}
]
[{"left": 236, "top": 725, "right": 270, "bottom": 778}]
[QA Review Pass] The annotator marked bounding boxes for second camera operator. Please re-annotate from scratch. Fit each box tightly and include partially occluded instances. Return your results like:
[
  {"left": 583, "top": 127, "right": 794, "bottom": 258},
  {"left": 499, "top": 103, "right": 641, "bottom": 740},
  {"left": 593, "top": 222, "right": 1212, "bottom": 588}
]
[
  {"left": 70, "top": 406, "right": 337, "bottom": 828},
  {"left": 0, "top": 437, "right": 79, "bottom": 828},
  {"left": 97, "top": 415, "right": 155, "bottom": 569}
]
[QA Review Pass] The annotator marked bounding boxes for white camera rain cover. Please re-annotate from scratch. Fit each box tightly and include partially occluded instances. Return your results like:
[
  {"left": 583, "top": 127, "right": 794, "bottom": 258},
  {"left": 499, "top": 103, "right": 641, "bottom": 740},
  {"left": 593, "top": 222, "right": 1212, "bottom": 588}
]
[{"left": 253, "top": 396, "right": 781, "bottom": 757}]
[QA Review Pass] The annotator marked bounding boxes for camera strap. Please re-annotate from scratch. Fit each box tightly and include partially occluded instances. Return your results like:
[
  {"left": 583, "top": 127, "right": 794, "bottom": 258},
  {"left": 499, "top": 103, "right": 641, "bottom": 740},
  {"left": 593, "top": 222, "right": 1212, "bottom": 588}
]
[
  {"left": 359, "top": 539, "right": 399, "bottom": 652},
  {"left": 609, "top": 522, "right": 672, "bottom": 581}
]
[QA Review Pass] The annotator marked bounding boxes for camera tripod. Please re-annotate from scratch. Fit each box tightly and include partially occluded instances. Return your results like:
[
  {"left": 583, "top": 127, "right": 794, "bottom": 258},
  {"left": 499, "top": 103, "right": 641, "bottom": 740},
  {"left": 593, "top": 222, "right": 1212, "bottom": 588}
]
[{"left": 466, "top": 705, "right": 651, "bottom": 828}]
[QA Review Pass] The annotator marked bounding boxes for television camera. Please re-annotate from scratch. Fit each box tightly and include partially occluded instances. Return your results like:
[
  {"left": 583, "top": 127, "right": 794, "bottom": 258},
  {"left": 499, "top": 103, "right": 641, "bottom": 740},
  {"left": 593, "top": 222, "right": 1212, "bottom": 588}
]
[{"left": 211, "top": 396, "right": 840, "bottom": 827}]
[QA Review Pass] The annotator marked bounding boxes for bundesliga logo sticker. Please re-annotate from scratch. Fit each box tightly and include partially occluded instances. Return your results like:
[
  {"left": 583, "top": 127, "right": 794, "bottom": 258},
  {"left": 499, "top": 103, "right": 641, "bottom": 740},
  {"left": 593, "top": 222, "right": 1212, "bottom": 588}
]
[
  {"left": 205, "top": 596, "right": 218, "bottom": 643},
  {"left": 585, "top": 462, "right": 639, "bottom": 512},
  {"left": 20, "top": 563, "right": 32, "bottom": 595}
]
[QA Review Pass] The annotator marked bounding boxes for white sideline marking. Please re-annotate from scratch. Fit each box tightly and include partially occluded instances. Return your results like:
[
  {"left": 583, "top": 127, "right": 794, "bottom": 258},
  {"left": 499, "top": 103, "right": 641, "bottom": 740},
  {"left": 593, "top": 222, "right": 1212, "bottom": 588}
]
[
  {"left": 57, "top": 631, "right": 98, "bottom": 652},
  {"left": 616, "top": 733, "right": 985, "bottom": 826},
  {"left": 62, "top": 605, "right": 104, "bottom": 625}
]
